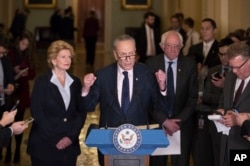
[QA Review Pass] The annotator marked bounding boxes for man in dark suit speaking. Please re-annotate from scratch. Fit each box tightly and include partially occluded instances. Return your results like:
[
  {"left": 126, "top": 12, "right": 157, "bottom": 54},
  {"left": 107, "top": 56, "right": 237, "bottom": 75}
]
[{"left": 82, "top": 34, "right": 166, "bottom": 166}]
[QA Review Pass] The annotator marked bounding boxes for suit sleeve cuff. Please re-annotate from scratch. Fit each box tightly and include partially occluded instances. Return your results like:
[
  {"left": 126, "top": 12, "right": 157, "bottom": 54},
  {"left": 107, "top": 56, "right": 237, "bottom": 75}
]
[{"left": 8, "top": 127, "right": 13, "bottom": 136}]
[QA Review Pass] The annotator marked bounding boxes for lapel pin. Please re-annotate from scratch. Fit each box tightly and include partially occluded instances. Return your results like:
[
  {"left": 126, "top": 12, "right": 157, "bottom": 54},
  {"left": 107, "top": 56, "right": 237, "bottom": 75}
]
[
  {"left": 136, "top": 78, "right": 138, "bottom": 81},
  {"left": 178, "top": 69, "right": 181, "bottom": 72}
]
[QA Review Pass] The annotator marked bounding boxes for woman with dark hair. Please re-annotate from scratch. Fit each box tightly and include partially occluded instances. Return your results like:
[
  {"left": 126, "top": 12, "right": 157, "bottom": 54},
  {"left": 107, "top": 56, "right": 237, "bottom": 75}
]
[{"left": 5, "top": 31, "right": 36, "bottom": 163}]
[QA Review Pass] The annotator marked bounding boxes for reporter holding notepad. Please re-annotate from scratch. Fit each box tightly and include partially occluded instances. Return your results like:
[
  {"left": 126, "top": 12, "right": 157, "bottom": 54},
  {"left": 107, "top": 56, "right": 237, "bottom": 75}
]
[{"left": 215, "top": 43, "right": 250, "bottom": 166}]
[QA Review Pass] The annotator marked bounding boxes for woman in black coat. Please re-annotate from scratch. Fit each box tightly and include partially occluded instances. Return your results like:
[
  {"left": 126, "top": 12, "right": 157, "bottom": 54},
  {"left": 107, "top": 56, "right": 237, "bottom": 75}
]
[{"left": 27, "top": 40, "right": 87, "bottom": 166}]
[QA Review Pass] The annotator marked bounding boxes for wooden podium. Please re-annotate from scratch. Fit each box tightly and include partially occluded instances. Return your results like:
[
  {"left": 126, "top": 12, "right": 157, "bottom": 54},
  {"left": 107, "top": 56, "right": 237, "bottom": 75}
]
[{"left": 85, "top": 125, "right": 169, "bottom": 166}]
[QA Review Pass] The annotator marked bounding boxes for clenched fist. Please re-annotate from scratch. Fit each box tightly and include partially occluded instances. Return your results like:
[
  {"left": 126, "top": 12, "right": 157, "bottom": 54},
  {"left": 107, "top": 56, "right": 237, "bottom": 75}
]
[
  {"left": 155, "top": 69, "right": 166, "bottom": 91},
  {"left": 82, "top": 73, "right": 97, "bottom": 93}
]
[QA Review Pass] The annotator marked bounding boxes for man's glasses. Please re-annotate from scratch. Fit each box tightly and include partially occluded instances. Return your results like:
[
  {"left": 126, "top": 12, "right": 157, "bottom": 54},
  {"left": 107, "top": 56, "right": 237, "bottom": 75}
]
[
  {"left": 116, "top": 52, "right": 136, "bottom": 60},
  {"left": 230, "top": 58, "right": 249, "bottom": 70},
  {"left": 218, "top": 52, "right": 227, "bottom": 57},
  {"left": 159, "top": 43, "right": 181, "bottom": 50}
]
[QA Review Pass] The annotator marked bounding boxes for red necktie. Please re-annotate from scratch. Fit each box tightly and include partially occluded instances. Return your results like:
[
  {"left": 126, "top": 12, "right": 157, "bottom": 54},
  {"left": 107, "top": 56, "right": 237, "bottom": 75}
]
[{"left": 233, "top": 80, "right": 245, "bottom": 107}]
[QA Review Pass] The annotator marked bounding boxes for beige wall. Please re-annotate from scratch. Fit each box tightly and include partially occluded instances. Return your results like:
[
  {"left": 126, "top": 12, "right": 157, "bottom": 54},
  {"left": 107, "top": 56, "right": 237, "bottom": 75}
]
[
  {"left": 229, "top": 0, "right": 250, "bottom": 31},
  {"left": 1, "top": 0, "right": 249, "bottom": 40},
  {"left": 25, "top": 0, "right": 68, "bottom": 33},
  {"left": 104, "top": 0, "right": 164, "bottom": 64},
  {"left": 1, "top": 0, "right": 250, "bottom": 65},
  {"left": 176, "top": 0, "right": 250, "bottom": 39},
  {"left": 0, "top": 0, "right": 69, "bottom": 35}
]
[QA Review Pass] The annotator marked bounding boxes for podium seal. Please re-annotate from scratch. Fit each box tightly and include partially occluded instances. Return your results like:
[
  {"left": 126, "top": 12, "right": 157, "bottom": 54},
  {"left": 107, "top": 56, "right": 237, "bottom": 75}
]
[{"left": 113, "top": 124, "right": 142, "bottom": 153}]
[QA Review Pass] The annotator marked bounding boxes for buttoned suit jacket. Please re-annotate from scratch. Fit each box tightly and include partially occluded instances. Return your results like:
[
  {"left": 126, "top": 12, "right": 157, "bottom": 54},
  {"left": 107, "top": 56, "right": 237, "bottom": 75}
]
[
  {"left": 188, "top": 40, "right": 220, "bottom": 68},
  {"left": 0, "top": 125, "right": 11, "bottom": 147},
  {"left": 27, "top": 70, "right": 87, "bottom": 160},
  {"left": 82, "top": 62, "right": 163, "bottom": 128},
  {"left": 218, "top": 71, "right": 250, "bottom": 165},
  {"left": 145, "top": 54, "right": 198, "bottom": 166}
]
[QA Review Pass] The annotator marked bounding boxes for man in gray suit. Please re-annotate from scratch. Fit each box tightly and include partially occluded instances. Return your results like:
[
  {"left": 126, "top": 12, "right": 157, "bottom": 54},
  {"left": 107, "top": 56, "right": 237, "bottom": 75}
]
[
  {"left": 146, "top": 30, "right": 198, "bottom": 166},
  {"left": 216, "top": 42, "right": 250, "bottom": 166}
]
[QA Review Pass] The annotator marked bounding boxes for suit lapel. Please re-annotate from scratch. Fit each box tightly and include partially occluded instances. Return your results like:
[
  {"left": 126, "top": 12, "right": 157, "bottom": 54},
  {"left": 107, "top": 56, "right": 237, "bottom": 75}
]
[
  {"left": 204, "top": 40, "right": 218, "bottom": 64},
  {"left": 207, "top": 41, "right": 217, "bottom": 56},
  {"left": 176, "top": 56, "right": 184, "bottom": 95},
  {"left": 49, "top": 81, "right": 66, "bottom": 111},
  {"left": 67, "top": 84, "right": 74, "bottom": 112},
  {"left": 159, "top": 54, "right": 165, "bottom": 71},
  {"left": 110, "top": 64, "right": 122, "bottom": 114},
  {"left": 47, "top": 72, "right": 68, "bottom": 112},
  {"left": 124, "top": 63, "right": 142, "bottom": 114},
  {"left": 228, "top": 73, "right": 237, "bottom": 108},
  {"left": 236, "top": 78, "right": 250, "bottom": 107}
]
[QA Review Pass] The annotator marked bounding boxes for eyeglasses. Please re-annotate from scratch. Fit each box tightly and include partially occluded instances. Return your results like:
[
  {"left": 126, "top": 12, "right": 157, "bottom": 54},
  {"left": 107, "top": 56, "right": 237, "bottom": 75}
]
[
  {"left": 159, "top": 43, "right": 181, "bottom": 50},
  {"left": 230, "top": 58, "right": 249, "bottom": 70},
  {"left": 116, "top": 52, "right": 136, "bottom": 60},
  {"left": 218, "top": 52, "right": 227, "bottom": 57}
]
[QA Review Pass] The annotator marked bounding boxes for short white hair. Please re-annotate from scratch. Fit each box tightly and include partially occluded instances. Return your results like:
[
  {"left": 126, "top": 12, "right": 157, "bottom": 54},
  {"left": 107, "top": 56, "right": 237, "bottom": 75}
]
[{"left": 160, "top": 30, "right": 183, "bottom": 47}]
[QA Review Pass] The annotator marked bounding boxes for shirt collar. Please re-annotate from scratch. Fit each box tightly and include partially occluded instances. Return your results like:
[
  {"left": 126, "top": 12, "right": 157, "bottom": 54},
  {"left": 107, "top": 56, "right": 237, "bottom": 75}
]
[
  {"left": 50, "top": 70, "right": 73, "bottom": 88},
  {"left": 117, "top": 64, "right": 133, "bottom": 76},
  {"left": 164, "top": 56, "right": 178, "bottom": 64},
  {"left": 203, "top": 39, "right": 215, "bottom": 48}
]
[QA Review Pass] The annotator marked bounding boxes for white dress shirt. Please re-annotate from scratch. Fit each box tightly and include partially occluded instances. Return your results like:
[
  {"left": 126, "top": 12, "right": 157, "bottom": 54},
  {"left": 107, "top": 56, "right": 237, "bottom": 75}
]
[
  {"left": 50, "top": 71, "right": 73, "bottom": 110},
  {"left": 117, "top": 65, "right": 133, "bottom": 107}
]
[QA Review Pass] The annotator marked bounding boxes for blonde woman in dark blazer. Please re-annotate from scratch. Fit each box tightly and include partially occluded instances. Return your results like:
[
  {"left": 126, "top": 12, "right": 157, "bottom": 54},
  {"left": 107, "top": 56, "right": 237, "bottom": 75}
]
[{"left": 27, "top": 40, "right": 87, "bottom": 166}]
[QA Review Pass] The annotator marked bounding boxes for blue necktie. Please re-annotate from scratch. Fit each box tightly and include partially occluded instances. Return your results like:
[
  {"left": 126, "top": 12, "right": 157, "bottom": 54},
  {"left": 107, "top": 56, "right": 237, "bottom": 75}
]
[
  {"left": 167, "top": 62, "right": 174, "bottom": 117},
  {"left": 121, "top": 71, "right": 130, "bottom": 114}
]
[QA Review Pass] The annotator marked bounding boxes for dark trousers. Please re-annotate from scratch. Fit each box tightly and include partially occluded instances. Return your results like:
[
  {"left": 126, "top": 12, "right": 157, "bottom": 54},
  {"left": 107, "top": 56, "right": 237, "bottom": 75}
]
[
  {"left": 0, "top": 105, "right": 6, "bottom": 118},
  {"left": 31, "top": 156, "right": 77, "bottom": 166},
  {"left": 0, "top": 105, "right": 6, "bottom": 158},
  {"left": 192, "top": 110, "right": 214, "bottom": 166},
  {"left": 209, "top": 120, "right": 222, "bottom": 166},
  {"left": 84, "top": 36, "right": 97, "bottom": 66}
]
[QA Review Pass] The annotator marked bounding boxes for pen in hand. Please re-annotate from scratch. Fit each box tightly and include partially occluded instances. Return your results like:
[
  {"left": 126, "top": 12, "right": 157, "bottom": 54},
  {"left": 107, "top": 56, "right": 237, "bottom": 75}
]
[
  {"left": 10, "top": 100, "right": 20, "bottom": 112},
  {"left": 232, "top": 109, "right": 239, "bottom": 113}
]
